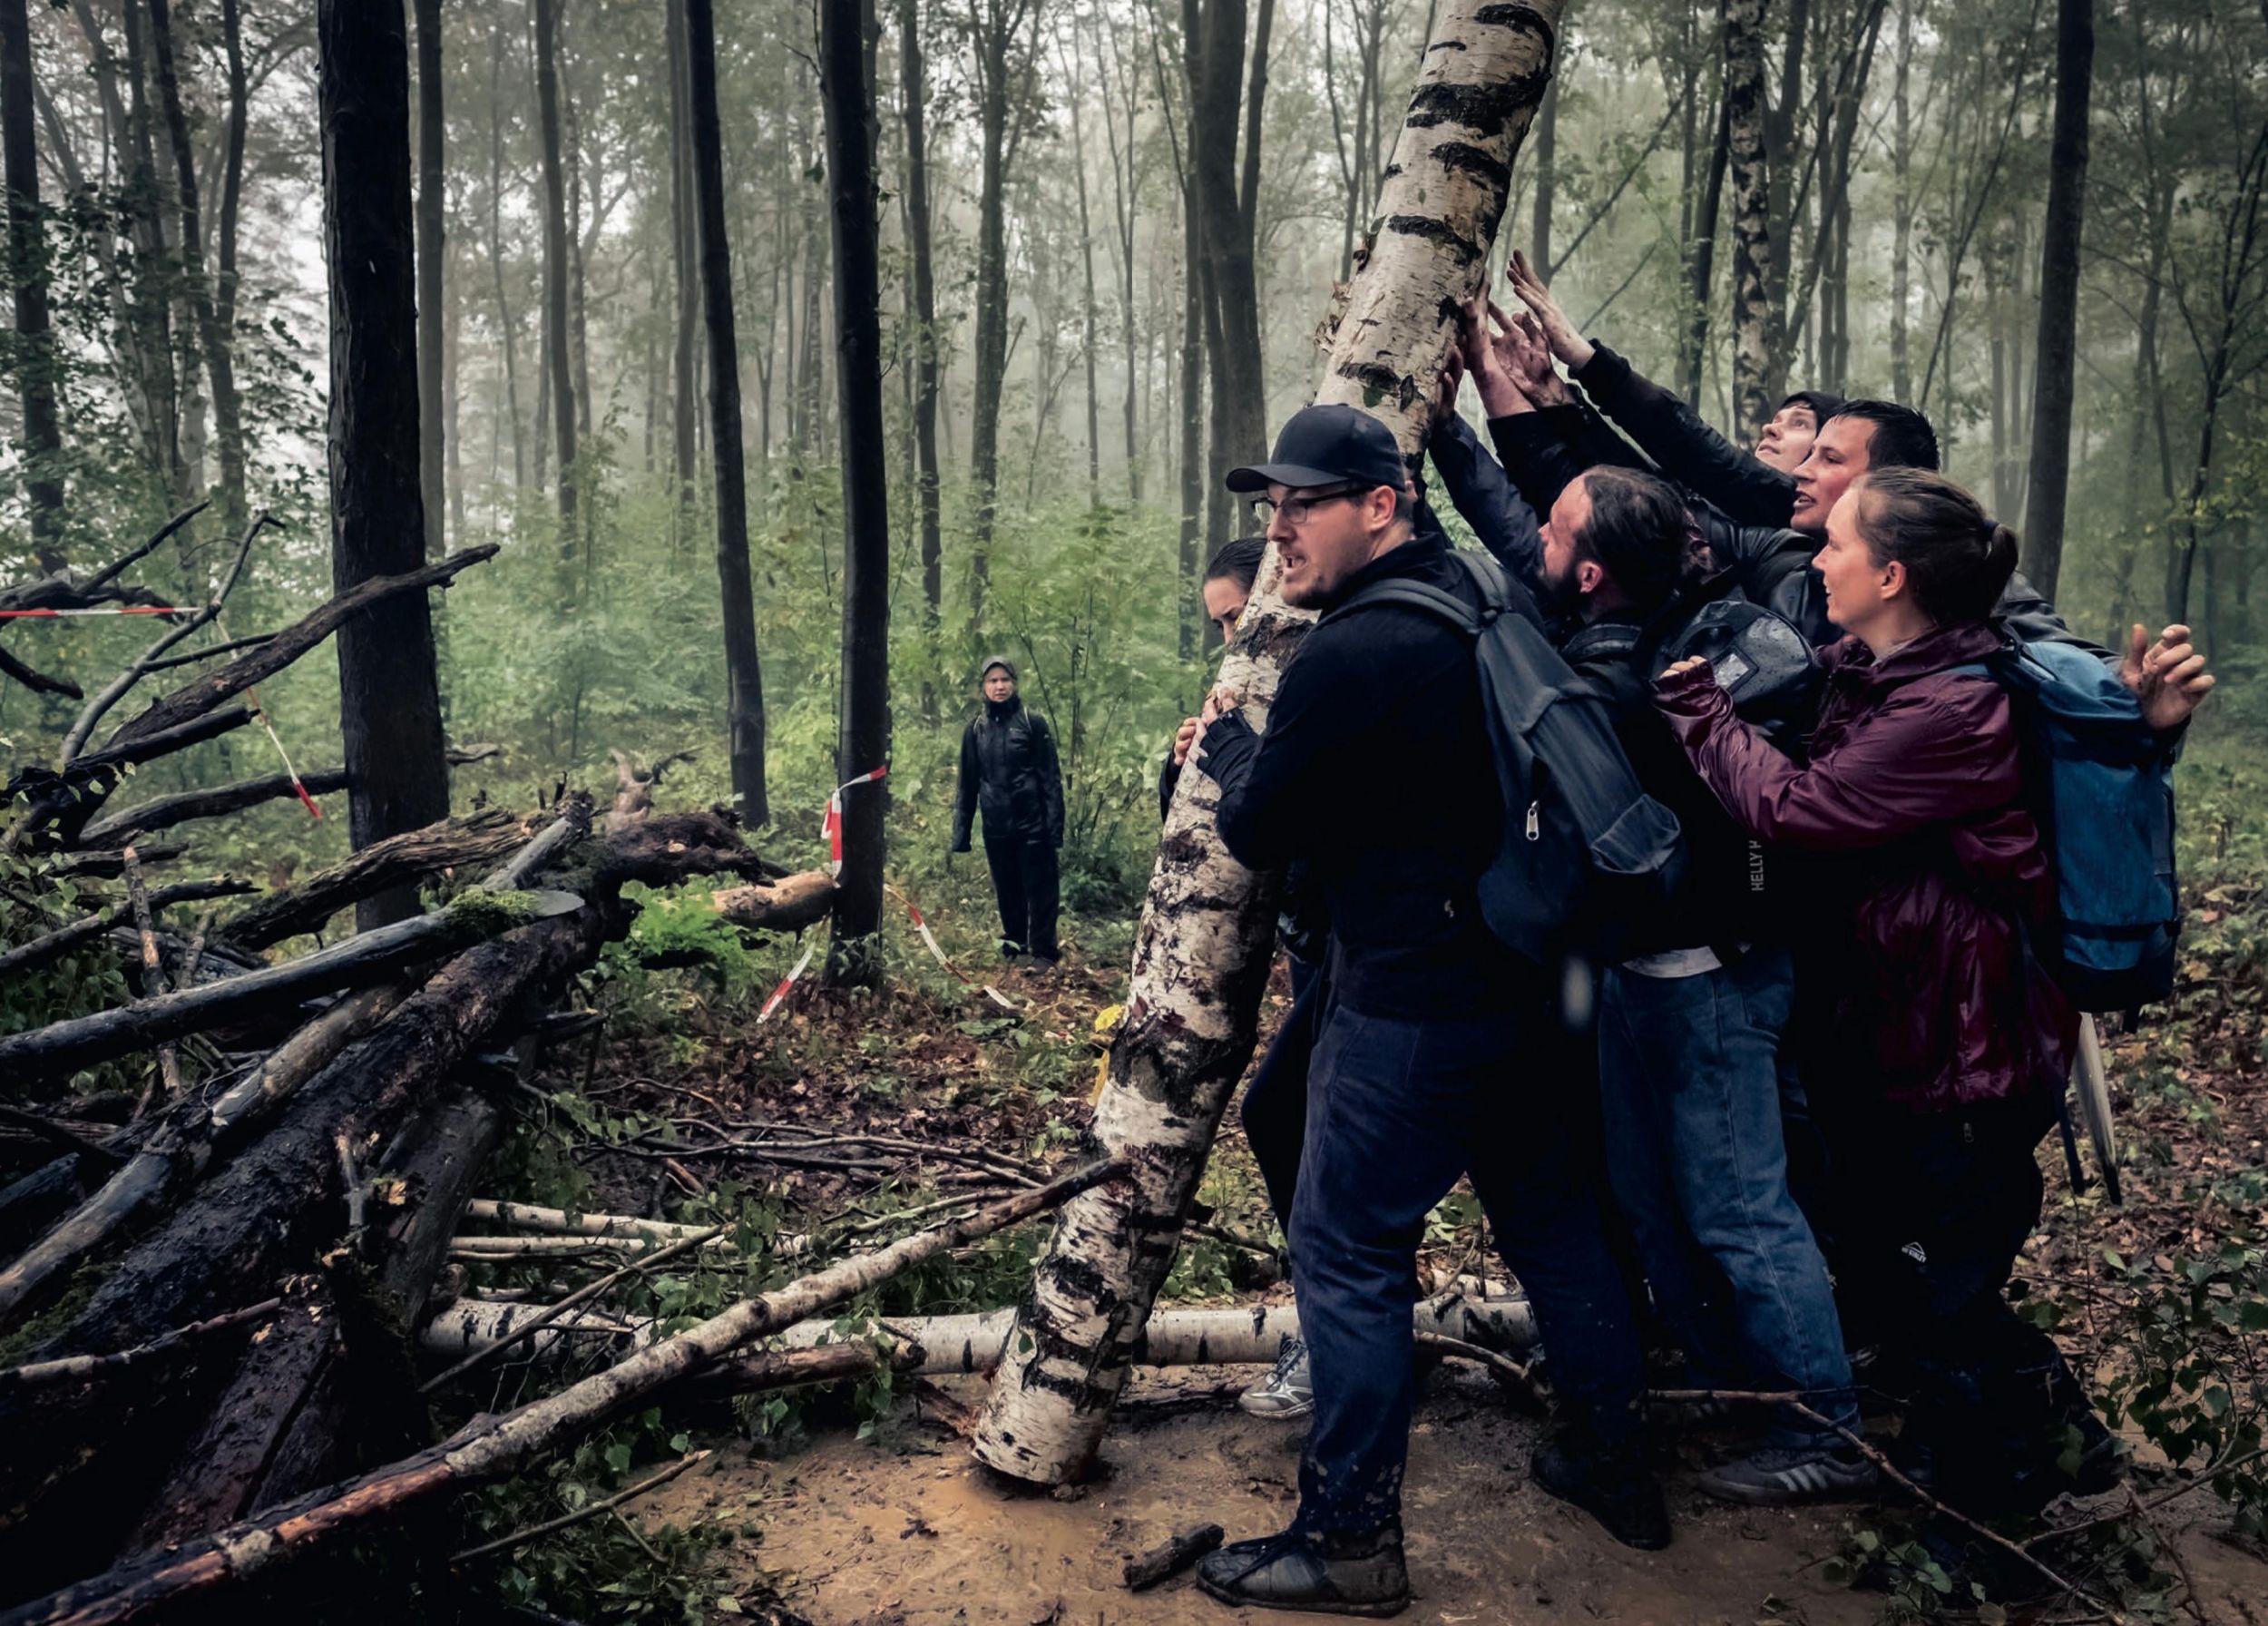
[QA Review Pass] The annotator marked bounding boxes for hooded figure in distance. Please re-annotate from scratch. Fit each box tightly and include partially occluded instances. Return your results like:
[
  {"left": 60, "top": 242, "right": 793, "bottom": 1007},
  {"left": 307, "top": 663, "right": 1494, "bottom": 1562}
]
[{"left": 951, "top": 657, "right": 1065, "bottom": 965}]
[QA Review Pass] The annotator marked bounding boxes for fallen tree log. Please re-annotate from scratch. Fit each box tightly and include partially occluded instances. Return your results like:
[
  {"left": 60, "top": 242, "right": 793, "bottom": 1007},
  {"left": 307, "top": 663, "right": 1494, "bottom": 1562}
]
[
  {"left": 0, "top": 1299, "right": 285, "bottom": 1395},
  {"left": 0, "top": 879, "right": 256, "bottom": 981},
  {"left": 0, "top": 809, "right": 762, "bottom": 1592},
  {"left": 0, "top": 984, "right": 415, "bottom": 1329},
  {"left": 127, "top": 1086, "right": 511, "bottom": 1548},
  {"left": 1, "top": 1158, "right": 1124, "bottom": 1626},
  {"left": 422, "top": 1291, "right": 1540, "bottom": 1378},
  {"left": 0, "top": 889, "right": 582, "bottom": 1082},
  {"left": 971, "top": 0, "right": 1565, "bottom": 1486},
  {"left": 708, "top": 869, "right": 836, "bottom": 934},
  {"left": 458, "top": 1200, "right": 724, "bottom": 1247},
  {"left": 100, "top": 545, "right": 497, "bottom": 754},
  {"left": 215, "top": 810, "right": 527, "bottom": 951}
]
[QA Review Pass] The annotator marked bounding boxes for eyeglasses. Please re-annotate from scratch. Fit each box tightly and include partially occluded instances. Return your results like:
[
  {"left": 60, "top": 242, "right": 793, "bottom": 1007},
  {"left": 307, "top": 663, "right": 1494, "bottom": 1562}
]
[{"left": 1249, "top": 485, "right": 1366, "bottom": 527}]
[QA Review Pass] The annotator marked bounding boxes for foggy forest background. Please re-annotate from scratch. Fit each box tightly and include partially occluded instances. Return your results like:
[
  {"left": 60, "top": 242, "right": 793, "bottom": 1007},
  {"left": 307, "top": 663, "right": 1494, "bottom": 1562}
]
[{"left": 2, "top": 0, "right": 2264, "bottom": 933}]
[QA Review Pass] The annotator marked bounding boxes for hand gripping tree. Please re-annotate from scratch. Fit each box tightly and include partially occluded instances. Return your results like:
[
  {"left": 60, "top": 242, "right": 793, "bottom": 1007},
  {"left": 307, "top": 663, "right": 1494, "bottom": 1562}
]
[{"left": 973, "top": 0, "right": 1566, "bottom": 1486}]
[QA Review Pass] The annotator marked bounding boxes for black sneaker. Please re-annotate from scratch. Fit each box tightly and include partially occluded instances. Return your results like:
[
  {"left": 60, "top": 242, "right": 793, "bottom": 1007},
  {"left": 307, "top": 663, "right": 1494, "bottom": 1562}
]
[
  {"left": 1195, "top": 1523, "right": 1409, "bottom": 1617},
  {"left": 1698, "top": 1444, "right": 1880, "bottom": 1505},
  {"left": 1531, "top": 1430, "right": 1672, "bottom": 1551}
]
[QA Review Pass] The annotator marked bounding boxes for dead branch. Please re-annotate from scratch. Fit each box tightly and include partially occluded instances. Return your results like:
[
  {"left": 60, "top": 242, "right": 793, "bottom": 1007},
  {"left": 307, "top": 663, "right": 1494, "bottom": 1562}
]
[
  {"left": 417, "top": 1222, "right": 733, "bottom": 1394},
  {"left": 708, "top": 869, "right": 835, "bottom": 933},
  {"left": 2, "top": 1159, "right": 1124, "bottom": 1626},
  {"left": 45, "top": 844, "right": 186, "bottom": 877},
  {"left": 4, "top": 706, "right": 256, "bottom": 851},
  {"left": 216, "top": 810, "right": 526, "bottom": 951},
  {"left": 0, "top": 1299, "right": 283, "bottom": 1395},
  {"left": 0, "top": 505, "right": 208, "bottom": 614},
  {"left": 459, "top": 1200, "right": 729, "bottom": 1248},
  {"left": 0, "top": 889, "right": 582, "bottom": 1082},
  {"left": 449, "top": 1451, "right": 712, "bottom": 1564},
  {"left": 136, "top": 631, "right": 276, "bottom": 673},
  {"left": 0, "top": 984, "right": 412, "bottom": 1328},
  {"left": 0, "top": 1103, "right": 125, "bottom": 1169},
  {"left": 1652, "top": 1388, "right": 2107, "bottom": 1611},
  {"left": 1123, "top": 1523, "right": 1225, "bottom": 1592},
  {"left": 62, "top": 514, "right": 271, "bottom": 763},
  {"left": 605, "top": 749, "right": 698, "bottom": 832},
  {"left": 0, "top": 644, "right": 83, "bottom": 699},
  {"left": 120, "top": 847, "right": 185, "bottom": 1111},
  {"left": 79, "top": 770, "right": 353, "bottom": 847},
  {"left": 102, "top": 544, "right": 498, "bottom": 753}
]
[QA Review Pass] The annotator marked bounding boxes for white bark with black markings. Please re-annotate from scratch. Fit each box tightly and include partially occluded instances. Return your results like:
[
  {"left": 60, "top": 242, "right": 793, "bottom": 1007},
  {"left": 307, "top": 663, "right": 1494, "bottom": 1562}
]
[{"left": 972, "top": 0, "right": 1564, "bottom": 1486}]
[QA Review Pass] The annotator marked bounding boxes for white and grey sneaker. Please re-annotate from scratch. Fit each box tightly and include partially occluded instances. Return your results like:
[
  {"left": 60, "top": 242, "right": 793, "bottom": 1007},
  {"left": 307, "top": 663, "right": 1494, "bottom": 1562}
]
[
  {"left": 1698, "top": 1444, "right": 1880, "bottom": 1506},
  {"left": 1238, "top": 1334, "right": 1315, "bottom": 1419}
]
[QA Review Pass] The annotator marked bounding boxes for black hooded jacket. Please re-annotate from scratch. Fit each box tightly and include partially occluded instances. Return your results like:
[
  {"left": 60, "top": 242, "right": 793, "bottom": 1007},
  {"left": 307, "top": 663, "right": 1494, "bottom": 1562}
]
[{"left": 953, "top": 693, "right": 1064, "bottom": 849}]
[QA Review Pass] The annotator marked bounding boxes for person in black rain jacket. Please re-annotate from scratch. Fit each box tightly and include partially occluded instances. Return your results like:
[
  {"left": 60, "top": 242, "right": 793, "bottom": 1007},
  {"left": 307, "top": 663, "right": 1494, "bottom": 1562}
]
[{"left": 950, "top": 657, "right": 1064, "bottom": 964}]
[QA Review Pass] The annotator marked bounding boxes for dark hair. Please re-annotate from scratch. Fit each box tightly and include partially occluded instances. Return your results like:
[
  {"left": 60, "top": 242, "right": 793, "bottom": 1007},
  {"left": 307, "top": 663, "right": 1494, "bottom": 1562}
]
[
  {"left": 1205, "top": 537, "right": 1266, "bottom": 593},
  {"left": 1851, "top": 468, "right": 2019, "bottom": 626},
  {"left": 1573, "top": 467, "right": 1688, "bottom": 611},
  {"left": 1776, "top": 388, "right": 1846, "bottom": 426},
  {"left": 1826, "top": 399, "right": 1940, "bottom": 471}
]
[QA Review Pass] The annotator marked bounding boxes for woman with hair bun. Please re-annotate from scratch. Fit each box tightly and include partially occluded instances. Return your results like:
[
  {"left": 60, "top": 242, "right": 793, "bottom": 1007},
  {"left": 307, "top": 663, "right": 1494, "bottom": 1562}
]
[{"left": 1652, "top": 468, "right": 2116, "bottom": 1562}]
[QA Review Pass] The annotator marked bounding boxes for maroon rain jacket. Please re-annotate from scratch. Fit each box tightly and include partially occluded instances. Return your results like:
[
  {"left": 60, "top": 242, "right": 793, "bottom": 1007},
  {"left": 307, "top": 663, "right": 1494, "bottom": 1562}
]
[{"left": 1655, "top": 621, "right": 2074, "bottom": 1113}]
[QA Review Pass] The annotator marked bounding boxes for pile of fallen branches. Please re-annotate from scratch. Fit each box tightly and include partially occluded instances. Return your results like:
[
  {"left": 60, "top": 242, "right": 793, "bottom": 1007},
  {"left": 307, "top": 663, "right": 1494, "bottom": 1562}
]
[{"left": 0, "top": 516, "right": 863, "bottom": 1610}]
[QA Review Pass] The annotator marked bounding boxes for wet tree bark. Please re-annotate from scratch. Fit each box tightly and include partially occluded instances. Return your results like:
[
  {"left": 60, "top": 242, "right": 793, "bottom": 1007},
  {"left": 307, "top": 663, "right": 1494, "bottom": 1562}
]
[
  {"left": 898, "top": 0, "right": 944, "bottom": 717},
  {"left": 147, "top": 0, "right": 246, "bottom": 538},
  {"left": 2022, "top": 0, "right": 2094, "bottom": 604},
  {"left": 1723, "top": 0, "right": 1774, "bottom": 444},
  {"left": 415, "top": 0, "right": 445, "bottom": 561},
  {"left": 2, "top": 0, "right": 63, "bottom": 565},
  {"left": 970, "top": 0, "right": 1564, "bottom": 1487},
  {"left": 533, "top": 0, "right": 578, "bottom": 543},
  {"left": 685, "top": 0, "right": 770, "bottom": 826},
  {"left": 321, "top": 0, "right": 450, "bottom": 932},
  {"left": 821, "top": 0, "right": 890, "bottom": 982}
]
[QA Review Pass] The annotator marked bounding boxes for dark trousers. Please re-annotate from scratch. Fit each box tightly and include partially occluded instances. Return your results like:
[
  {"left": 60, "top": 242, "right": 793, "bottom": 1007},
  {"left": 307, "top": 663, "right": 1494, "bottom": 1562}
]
[
  {"left": 1834, "top": 1095, "right": 2082, "bottom": 1515},
  {"left": 1289, "top": 998, "right": 1647, "bottom": 1534},
  {"left": 982, "top": 833, "right": 1060, "bottom": 960},
  {"left": 1239, "top": 953, "right": 1323, "bottom": 1234}
]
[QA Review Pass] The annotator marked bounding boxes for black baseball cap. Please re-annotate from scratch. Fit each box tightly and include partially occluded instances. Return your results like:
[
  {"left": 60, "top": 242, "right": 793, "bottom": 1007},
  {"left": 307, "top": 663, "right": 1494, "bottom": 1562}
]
[{"left": 1225, "top": 404, "right": 1407, "bottom": 495}]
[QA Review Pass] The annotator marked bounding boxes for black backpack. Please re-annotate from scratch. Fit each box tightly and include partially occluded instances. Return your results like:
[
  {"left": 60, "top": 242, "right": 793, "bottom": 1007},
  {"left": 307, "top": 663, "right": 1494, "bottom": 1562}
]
[
  {"left": 1562, "top": 575, "right": 1819, "bottom": 752},
  {"left": 1320, "top": 549, "right": 1685, "bottom": 965}
]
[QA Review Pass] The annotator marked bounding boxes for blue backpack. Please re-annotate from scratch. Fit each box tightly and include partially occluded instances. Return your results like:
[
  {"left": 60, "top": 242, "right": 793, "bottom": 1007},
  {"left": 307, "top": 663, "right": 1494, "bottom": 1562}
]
[{"left": 1960, "top": 638, "right": 2181, "bottom": 1013}]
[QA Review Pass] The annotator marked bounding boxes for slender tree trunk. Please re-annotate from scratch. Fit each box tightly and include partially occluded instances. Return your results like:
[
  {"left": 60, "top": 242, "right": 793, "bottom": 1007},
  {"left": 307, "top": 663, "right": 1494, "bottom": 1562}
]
[
  {"left": 148, "top": 0, "right": 245, "bottom": 536},
  {"left": 1758, "top": 0, "right": 1806, "bottom": 406},
  {"left": 487, "top": 17, "right": 524, "bottom": 493},
  {"left": 112, "top": 0, "right": 184, "bottom": 508},
  {"left": 415, "top": 0, "right": 445, "bottom": 561},
  {"left": 821, "top": 0, "right": 891, "bottom": 984},
  {"left": 1066, "top": 50, "right": 1102, "bottom": 509},
  {"left": 2021, "top": 0, "right": 2093, "bottom": 604},
  {"left": 533, "top": 0, "right": 577, "bottom": 544},
  {"left": 971, "top": 0, "right": 1564, "bottom": 1487},
  {"left": 1530, "top": 57, "right": 1559, "bottom": 276},
  {"left": 1, "top": 0, "right": 62, "bottom": 566},
  {"left": 899, "top": 0, "right": 943, "bottom": 719},
  {"left": 965, "top": 0, "right": 1028, "bottom": 633},
  {"left": 319, "top": 0, "right": 450, "bottom": 932},
  {"left": 1678, "top": 85, "right": 1729, "bottom": 407},
  {"left": 666, "top": 0, "right": 698, "bottom": 529},
  {"left": 1722, "top": 0, "right": 1774, "bottom": 444},
  {"left": 1889, "top": 0, "right": 1913, "bottom": 403},
  {"left": 1192, "top": 0, "right": 1266, "bottom": 501},
  {"left": 685, "top": 0, "right": 769, "bottom": 826}
]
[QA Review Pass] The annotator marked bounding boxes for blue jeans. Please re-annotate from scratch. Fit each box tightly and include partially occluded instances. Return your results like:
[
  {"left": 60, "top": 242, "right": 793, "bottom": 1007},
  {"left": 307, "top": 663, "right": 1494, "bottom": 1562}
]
[
  {"left": 1598, "top": 948, "right": 1856, "bottom": 1447},
  {"left": 1289, "top": 997, "right": 1647, "bottom": 1534}
]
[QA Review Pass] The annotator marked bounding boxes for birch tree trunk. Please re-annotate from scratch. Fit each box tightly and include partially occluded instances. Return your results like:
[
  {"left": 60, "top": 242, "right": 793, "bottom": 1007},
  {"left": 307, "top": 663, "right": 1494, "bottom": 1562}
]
[
  {"left": 1723, "top": 0, "right": 1774, "bottom": 445},
  {"left": 971, "top": 0, "right": 1564, "bottom": 1488}
]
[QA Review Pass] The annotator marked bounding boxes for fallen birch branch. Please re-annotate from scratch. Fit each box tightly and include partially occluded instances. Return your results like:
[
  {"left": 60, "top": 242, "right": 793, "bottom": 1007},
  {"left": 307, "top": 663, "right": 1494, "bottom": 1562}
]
[
  {"left": 449, "top": 1451, "right": 712, "bottom": 1564},
  {"left": 2, "top": 1157, "right": 1125, "bottom": 1626},
  {"left": 0, "top": 1299, "right": 284, "bottom": 1394}
]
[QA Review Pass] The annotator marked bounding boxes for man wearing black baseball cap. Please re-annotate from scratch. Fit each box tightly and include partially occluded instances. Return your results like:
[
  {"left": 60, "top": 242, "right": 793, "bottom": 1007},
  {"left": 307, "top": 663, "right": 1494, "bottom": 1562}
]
[{"left": 1188, "top": 404, "right": 1664, "bottom": 1615}]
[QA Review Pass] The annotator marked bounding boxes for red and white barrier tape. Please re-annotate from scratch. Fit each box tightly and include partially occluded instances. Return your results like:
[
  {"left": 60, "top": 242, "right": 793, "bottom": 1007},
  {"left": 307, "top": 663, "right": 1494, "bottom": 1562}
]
[
  {"left": 822, "top": 765, "right": 889, "bottom": 878},
  {"left": 757, "top": 940, "right": 817, "bottom": 1024},
  {"left": 889, "top": 884, "right": 1020, "bottom": 1010},
  {"left": 0, "top": 605, "right": 190, "bottom": 619},
  {"left": 215, "top": 610, "right": 321, "bottom": 821}
]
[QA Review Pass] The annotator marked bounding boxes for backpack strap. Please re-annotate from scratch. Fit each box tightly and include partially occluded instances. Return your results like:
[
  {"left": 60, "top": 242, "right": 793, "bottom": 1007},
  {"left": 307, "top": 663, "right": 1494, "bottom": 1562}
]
[
  {"left": 1317, "top": 547, "right": 1508, "bottom": 637},
  {"left": 1562, "top": 622, "right": 1641, "bottom": 665}
]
